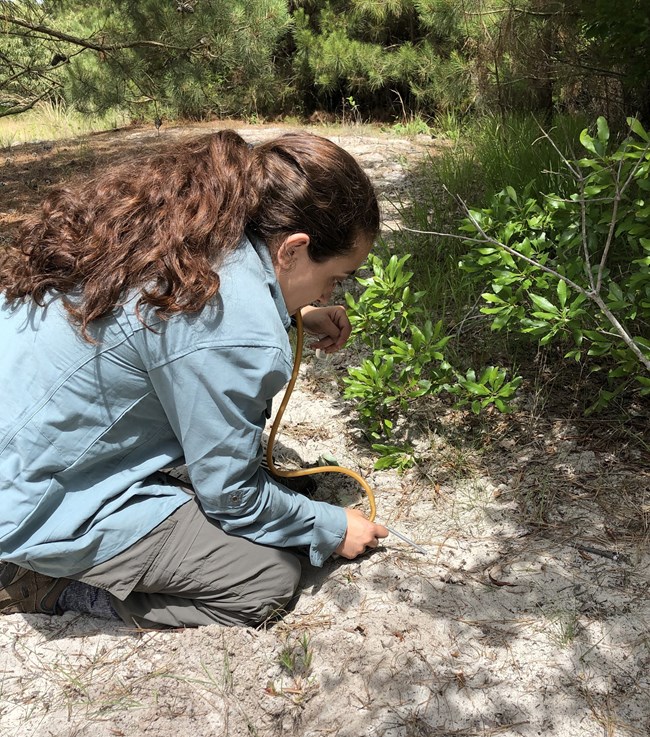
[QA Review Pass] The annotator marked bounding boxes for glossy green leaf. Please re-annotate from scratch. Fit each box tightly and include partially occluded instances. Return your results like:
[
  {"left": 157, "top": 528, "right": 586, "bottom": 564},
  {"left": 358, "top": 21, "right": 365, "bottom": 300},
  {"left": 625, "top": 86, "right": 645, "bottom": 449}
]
[{"left": 530, "top": 294, "right": 559, "bottom": 314}]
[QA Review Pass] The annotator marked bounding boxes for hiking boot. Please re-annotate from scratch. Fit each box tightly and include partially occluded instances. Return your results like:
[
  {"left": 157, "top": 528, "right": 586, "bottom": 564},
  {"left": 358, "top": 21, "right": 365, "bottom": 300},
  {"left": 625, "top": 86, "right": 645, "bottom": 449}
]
[{"left": 0, "top": 562, "right": 70, "bottom": 615}]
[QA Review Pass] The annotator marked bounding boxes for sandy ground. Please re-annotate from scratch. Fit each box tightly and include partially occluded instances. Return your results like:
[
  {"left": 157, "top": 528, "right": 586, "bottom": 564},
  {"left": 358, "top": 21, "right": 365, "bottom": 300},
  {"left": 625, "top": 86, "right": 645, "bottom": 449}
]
[{"left": 0, "top": 123, "right": 649, "bottom": 737}]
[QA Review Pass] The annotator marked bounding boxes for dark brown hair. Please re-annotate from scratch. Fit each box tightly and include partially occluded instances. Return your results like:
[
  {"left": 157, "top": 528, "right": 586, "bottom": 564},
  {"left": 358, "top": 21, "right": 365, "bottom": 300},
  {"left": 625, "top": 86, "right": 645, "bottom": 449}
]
[
  {"left": 0, "top": 130, "right": 379, "bottom": 337},
  {"left": 248, "top": 133, "right": 379, "bottom": 263}
]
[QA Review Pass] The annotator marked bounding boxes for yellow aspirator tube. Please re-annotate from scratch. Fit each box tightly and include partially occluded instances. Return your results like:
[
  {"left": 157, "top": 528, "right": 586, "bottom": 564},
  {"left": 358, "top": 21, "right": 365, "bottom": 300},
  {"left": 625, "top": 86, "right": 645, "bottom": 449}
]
[{"left": 265, "top": 310, "right": 377, "bottom": 523}]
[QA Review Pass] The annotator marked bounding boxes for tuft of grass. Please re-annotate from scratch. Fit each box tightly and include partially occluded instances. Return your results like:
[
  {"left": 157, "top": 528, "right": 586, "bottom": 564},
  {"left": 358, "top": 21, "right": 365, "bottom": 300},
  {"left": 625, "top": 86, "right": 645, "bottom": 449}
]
[
  {"left": 543, "top": 604, "right": 582, "bottom": 647},
  {"left": 277, "top": 632, "right": 313, "bottom": 678},
  {"left": 431, "top": 109, "right": 466, "bottom": 142},
  {"left": 427, "top": 112, "right": 589, "bottom": 206},
  {"left": 266, "top": 633, "right": 319, "bottom": 706},
  {"left": 390, "top": 114, "right": 433, "bottom": 137}
]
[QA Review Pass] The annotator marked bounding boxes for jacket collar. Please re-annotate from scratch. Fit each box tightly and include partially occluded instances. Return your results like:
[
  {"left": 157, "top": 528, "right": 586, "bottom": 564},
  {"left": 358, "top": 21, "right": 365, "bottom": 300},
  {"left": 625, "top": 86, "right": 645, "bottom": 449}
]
[{"left": 245, "top": 232, "right": 291, "bottom": 330}]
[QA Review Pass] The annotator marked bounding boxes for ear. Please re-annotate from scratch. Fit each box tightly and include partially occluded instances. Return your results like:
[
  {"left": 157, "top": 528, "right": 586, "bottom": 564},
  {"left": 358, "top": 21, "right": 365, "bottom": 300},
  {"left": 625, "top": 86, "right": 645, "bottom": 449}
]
[{"left": 276, "top": 233, "right": 310, "bottom": 270}]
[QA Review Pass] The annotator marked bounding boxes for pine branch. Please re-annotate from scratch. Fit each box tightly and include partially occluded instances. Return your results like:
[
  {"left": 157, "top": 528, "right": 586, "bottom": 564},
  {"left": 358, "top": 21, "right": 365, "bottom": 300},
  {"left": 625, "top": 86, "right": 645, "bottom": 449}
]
[
  {"left": 0, "top": 14, "right": 204, "bottom": 54},
  {"left": 550, "top": 58, "right": 626, "bottom": 80}
]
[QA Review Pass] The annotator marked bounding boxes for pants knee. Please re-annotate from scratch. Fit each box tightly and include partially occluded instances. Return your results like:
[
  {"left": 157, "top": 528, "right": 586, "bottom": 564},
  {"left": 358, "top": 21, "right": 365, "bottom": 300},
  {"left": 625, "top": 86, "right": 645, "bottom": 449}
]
[
  {"left": 238, "top": 549, "right": 302, "bottom": 626},
  {"left": 112, "top": 549, "right": 302, "bottom": 629}
]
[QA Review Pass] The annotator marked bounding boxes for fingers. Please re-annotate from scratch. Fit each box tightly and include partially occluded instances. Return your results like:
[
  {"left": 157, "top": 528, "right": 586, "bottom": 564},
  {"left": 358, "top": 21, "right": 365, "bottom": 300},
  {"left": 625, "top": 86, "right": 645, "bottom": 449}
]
[
  {"left": 374, "top": 523, "right": 389, "bottom": 539},
  {"left": 363, "top": 522, "right": 389, "bottom": 551},
  {"left": 327, "top": 306, "right": 351, "bottom": 349},
  {"left": 309, "top": 334, "right": 336, "bottom": 351},
  {"left": 335, "top": 510, "right": 390, "bottom": 559},
  {"left": 302, "top": 305, "right": 352, "bottom": 353}
]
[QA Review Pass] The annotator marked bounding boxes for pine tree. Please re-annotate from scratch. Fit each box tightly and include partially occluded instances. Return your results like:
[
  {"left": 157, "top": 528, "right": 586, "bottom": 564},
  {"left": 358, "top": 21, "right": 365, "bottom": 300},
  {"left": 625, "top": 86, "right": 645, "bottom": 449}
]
[{"left": 0, "top": 0, "right": 292, "bottom": 120}]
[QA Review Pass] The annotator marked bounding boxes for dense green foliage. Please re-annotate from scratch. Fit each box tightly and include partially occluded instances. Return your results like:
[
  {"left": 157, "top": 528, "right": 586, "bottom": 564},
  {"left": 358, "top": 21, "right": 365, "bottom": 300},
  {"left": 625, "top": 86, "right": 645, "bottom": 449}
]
[
  {"left": 343, "top": 254, "right": 523, "bottom": 469},
  {"left": 1, "top": 1, "right": 649, "bottom": 122},
  {"left": 62, "top": 0, "right": 292, "bottom": 119},
  {"left": 459, "top": 117, "right": 650, "bottom": 411},
  {"left": 292, "top": 0, "right": 475, "bottom": 117},
  {"left": 342, "top": 117, "right": 649, "bottom": 470}
]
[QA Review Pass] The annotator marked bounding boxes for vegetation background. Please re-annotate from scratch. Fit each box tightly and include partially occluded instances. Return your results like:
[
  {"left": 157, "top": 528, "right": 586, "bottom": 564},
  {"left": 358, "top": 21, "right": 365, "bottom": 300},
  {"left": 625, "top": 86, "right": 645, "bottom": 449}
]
[{"left": 2, "top": 1, "right": 648, "bottom": 126}]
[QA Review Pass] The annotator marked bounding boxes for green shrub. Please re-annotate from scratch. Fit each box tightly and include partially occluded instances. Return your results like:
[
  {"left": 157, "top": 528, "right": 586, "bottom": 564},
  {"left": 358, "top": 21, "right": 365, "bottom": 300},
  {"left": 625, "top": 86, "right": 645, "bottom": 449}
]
[
  {"left": 458, "top": 117, "right": 650, "bottom": 411},
  {"left": 343, "top": 253, "right": 523, "bottom": 469},
  {"left": 343, "top": 254, "right": 453, "bottom": 442}
]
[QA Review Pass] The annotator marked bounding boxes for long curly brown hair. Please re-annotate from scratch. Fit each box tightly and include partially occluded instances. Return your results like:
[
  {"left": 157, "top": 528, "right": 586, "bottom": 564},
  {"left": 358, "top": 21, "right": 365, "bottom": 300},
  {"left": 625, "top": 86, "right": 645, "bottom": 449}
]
[{"left": 0, "top": 130, "right": 379, "bottom": 339}]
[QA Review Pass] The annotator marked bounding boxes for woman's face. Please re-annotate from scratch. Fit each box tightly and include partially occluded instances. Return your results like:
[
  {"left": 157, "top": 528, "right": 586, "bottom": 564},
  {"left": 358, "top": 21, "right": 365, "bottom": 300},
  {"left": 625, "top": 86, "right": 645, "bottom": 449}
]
[{"left": 275, "top": 234, "right": 373, "bottom": 315}]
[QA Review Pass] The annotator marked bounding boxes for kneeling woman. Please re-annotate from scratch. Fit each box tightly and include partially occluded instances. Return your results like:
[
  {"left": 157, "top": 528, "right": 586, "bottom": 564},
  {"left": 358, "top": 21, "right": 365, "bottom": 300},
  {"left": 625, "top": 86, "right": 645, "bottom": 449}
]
[{"left": 0, "top": 130, "right": 388, "bottom": 628}]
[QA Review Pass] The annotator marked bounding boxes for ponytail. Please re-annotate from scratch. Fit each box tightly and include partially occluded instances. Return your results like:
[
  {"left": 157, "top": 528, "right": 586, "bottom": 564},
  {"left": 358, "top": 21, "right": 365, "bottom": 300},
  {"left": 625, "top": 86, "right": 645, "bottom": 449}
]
[{"left": 0, "top": 130, "right": 378, "bottom": 339}]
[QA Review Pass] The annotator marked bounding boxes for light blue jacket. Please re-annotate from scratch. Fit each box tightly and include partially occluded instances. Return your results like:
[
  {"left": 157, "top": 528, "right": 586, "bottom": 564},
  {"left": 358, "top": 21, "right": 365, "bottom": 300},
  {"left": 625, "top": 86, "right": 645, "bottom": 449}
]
[{"left": 0, "top": 236, "right": 347, "bottom": 575}]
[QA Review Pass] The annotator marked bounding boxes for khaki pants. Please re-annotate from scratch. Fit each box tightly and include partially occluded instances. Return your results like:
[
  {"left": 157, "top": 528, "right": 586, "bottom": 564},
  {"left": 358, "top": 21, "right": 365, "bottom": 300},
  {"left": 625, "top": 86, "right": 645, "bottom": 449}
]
[{"left": 71, "top": 475, "right": 302, "bottom": 629}]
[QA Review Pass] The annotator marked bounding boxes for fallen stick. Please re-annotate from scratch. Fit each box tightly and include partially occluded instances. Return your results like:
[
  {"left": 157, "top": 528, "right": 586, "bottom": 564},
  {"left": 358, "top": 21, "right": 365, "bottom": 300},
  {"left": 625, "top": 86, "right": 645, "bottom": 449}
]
[{"left": 572, "top": 543, "right": 631, "bottom": 564}]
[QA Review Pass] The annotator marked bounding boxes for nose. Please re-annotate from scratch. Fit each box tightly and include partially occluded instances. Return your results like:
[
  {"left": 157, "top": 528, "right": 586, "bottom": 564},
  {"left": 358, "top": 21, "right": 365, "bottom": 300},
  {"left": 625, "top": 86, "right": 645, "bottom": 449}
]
[{"left": 319, "top": 285, "right": 334, "bottom": 303}]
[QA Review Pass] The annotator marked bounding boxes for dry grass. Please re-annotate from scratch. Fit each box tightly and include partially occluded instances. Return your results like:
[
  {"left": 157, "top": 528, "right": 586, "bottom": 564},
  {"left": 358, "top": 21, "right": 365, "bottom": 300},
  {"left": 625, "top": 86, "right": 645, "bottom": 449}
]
[{"left": 0, "top": 102, "right": 130, "bottom": 149}]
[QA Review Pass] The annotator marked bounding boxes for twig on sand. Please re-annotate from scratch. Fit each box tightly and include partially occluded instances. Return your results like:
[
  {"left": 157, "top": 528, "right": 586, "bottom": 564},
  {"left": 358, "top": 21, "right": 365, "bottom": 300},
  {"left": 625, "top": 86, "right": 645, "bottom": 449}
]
[{"left": 572, "top": 543, "right": 631, "bottom": 564}]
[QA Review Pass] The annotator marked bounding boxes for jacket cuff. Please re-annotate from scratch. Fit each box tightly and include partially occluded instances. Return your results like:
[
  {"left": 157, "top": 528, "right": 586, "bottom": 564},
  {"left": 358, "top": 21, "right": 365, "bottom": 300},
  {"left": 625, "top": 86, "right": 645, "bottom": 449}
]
[{"left": 309, "top": 504, "right": 347, "bottom": 567}]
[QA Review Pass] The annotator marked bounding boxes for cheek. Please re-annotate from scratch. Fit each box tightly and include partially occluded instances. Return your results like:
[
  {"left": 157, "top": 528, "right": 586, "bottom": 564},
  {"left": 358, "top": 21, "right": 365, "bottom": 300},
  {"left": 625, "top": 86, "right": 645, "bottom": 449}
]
[{"left": 312, "top": 271, "right": 330, "bottom": 295}]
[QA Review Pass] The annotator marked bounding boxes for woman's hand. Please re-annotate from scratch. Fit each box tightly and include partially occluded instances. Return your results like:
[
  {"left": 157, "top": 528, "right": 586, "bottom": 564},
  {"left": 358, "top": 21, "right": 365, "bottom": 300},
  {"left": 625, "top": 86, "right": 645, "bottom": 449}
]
[
  {"left": 300, "top": 304, "right": 352, "bottom": 354},
  {"left": 335, "top": 509, "right": 389, "bottom": 559}
]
